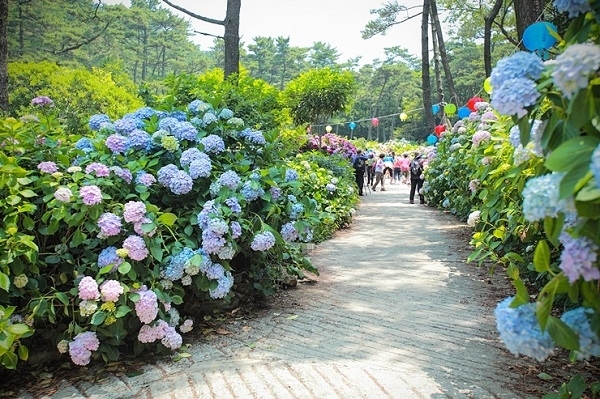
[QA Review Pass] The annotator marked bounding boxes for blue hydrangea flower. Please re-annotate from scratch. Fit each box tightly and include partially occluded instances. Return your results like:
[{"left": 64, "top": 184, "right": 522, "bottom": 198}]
[
  {"left": 190, "top": 117, "right": 203, "bottom": 128},
  {"left": 240, "top": 181, "right": 264, "bottom": 201},
  {"left": 592, "top": 144, "right": 600, "bottom": 189},
  {"left": 98, "top": 246, "right": 123, "bottom": 270},
  {"left": 201, "top": 134, "right": 225, "bottom": 154},
  {"left": 287, "top": 194, "right": 297, "bottom": 203},
  {"left": 180, "top": 148, "right": 201, "bottom": 167},
  {"left": 187, "top": 100, "right": 203, "bottom": 114},
  {"left": 285, "top": 169, "right": 298, "bottom": 182},
  {"left": 290, "top": 203, "right": 304, "bottom": 220},
  {"left": 553, "top": 0, "right": 591, "bottom": 18},
  {"left": 170, "top": 110, "right": 187, "bottom": 121},
  {"left": 560, "top": 307, "right": 600, "bottom": 360},
  {"left": 207, "top": 218, "right": 229, "bottom": 235},
  {"left": 197, "top": 201, "right": 216, "bottom": 229},
  {"left": 218, "top": 108, "right": 234, "bottom": 120},
  {"left": 522, "top": 173, "right": 575, "bottom": 221},
  {"left": 76, "top": 138, "right": 94, "bottom": 153},
  {"left": 157, "top": 164, "right": 179, "bottom": 187},
  {"left": 156, "top": 110, "right": 169, "bottom": 119},
  {"left": 280, "top": 222, "right": 298, "bottom": 242},
  {"left": 218, "top": 170, "right": 241, "bottom": 189},
  {"left": 251, "top": 231, "right": 276, "bottom": 251},
  {"left": 163, "top": 247, "right": 195, "bottom": 281},
  {"left": 172, "top": 121, "right": 198, "bottom": 141},
  {"left": 201, "top": 230, "right": 226, "bottom": 254},
  {"left": 225, "top": 197, "right": 242, "bottom": 213},
  {"left": 490, "top": 52, "right": 544, "bottom": 89},
  {"left": 270, "top": 187, "right": 282, "bottom": 200},
  {"left": 168, "top": 171, "right": 193, "bottom": 195},
  {"left": 133, "top": 107, "right": 156, "bottom": 120},
  {"left": 326, "top": 183, "right": 336, "bottom": 192},
  {"left": 105, "top": 134, "right": 129, "bottom": 154},
  {"left": 128, "top": 129, "right": 152, "bottom": 151},
  {"left": 203, "top": 112, "right": 218, "bottom": 126},
  {"left": 113, "top": 118, "right": 138, "bottom": 135},
  {"left": 300, "top": 227, "right": 314, "bottom": 243},
  {"left": 209, "top": 181, "right": 223, "bottom": 196},
  {"left": 89, "top": 114, "right": 111, "bottom": 131},
  {"left": 204, "top": 262, "right": 225, "bottom": 280},
  {"left": 230, "top": 221, "right": 242, "bottom": 239},
  {"left": 239, "top": 128, "right": 267, "bottom": 145},
  {"left": 491, "top": 77, "right": 540, "bottom": 118},
  {"left": 552, "top": 43, "right": 600, "bottom": 99},
  {"left": 559, "top": 232, "right": 600, "bottom": 283},
  {"left": 189, "top": 158, "right": 212, "bottom": 179},
  {"left": 158, "top": 117, "right": 179, "bottom": 132},
  {"left": 495, "top": 297, "right": 555, "bottom": 361},
  {"left": 209, "top": 271, "right": 234, "bottom": 299}
]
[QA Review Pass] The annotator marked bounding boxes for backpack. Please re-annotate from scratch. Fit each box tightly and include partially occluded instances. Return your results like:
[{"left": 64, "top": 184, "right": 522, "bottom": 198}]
[
  {"left": 354, "top": 157, "right": 366, "bottom": 171},
  {"left": 410, "top": 160, "right": 423, "bottom": 177}
]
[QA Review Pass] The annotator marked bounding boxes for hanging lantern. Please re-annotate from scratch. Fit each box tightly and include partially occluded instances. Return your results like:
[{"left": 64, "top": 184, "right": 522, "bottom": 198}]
[
  {"left": 348, "top": 121, "right": 357, "bottom": 130},
  {"left": 399, "top": 112, "right": 408, "bottom": 122},
  {"left": 443, "top": 103, "right": 457, "bottom": 115},
  {"left": 325, "top": 125, "right": 332, "bottom": 133},
  {"left": 523, "top": 22, "right": 558, "bottom": 52},
  {"left": 483, "top": 77, "right": 493, "bottom": 94},
  {"left": 458, "top": 107, "right": 471, "bottom": 119},
  {"left": 371, "top": 118, "right": 379, "bottom": 127},
  {"left": 434, "top": 125, "right": 446, "bottom": 135},
  {"left": 432, "top": 104, "right": 440, "bottom": 114},
  {"left": 427, "top": 134, "right": 438, "bottom": 145},
  {"left": 467, "top": 97, "right": 484, "bottom": 112}
]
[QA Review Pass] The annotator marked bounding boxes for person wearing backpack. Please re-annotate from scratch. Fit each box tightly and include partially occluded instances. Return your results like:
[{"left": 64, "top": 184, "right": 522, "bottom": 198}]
[
  {"left": 409, "top": 152, "right": 425, "bottom": 204},
  {"left": 352, "top": 149, "right": 368, "bottom": 196}
]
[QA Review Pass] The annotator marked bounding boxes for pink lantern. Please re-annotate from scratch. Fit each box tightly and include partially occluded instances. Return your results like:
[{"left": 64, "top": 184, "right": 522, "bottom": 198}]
[{"left": 371, "top": 117, "right": 379, "bottom": 127}]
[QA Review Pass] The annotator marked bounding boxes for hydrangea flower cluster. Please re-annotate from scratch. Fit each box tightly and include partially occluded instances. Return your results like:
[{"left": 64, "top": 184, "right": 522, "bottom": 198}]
[
  {"left": 79, "top": 185, "right": 103, "bottom": 206},
  {"left": 201, "top": 134, "right": 225, "bottom": 153},
  {"left": 89, "top": 114, "right": 111, "bottom": 131},
  {"left": 98, "top": 246, "right": 123, "bottom": 270},
  {"left": 218, "top": 170, "right": 241, "bottom": 189},
  {"left": 495, "top": 297, "right": 555, "bottom": 361},
  {"left": 38, "top": 161, "right": 58, "bottom": 174},
  {"left": 240, "top": 181, "right": 265, "bottom": 201},
  {"left": 68, "top": 331, "right": 100, "bottom": 366},
  {"left": 157, "top": 165, "right": 194, "bottom": 195},
  {"left": 105, "top": 134, "right": 129, "bottom": 154},
  {"left": 553, "top": 0, "right": 591, "bottom": 18},
  {"left": 558, "top": 232, "right": 600, "bottom": 283},
  {"left": 54, "top": 187, "right": 73, "bottom": 202},
  {"left": 467, "top": 210, "right": 481, "bottom": 227},
  {"left": 471, "top": 130, "right": 491, "bottom": 148},
  {"left": 172, "top": 121, "right": 198, "bottom": 142},
  {"left": 31, "top": 96, "right": 54, "bottom": 107},
  {"left": 209, "top": 270, "right": 234, "bottom": 299},
  {"left": 135, "top": 286, "right": 158, "bottom": 324},
  {"left": 123, "top": 201, "right": 147, "bottom": 223},
  {"left": 78, "top": 276, "right": 100, "bottom": 301},
  {"left": 552, "top": 43, "right": 600, "bottom": 99},
  {"left": 468, "top": 179, "right": 479, "bottom": 193},
  {"left": 239, "top": 128, "right": 267, "bottom": 145},
  {"left": 135, "top": 171, "right": 156, "bottom": 187},
  {"left": 250, "top": 231, "right": 276, "bottom": 251},
  {"left": 163, "top": 247, "right": 197, "bottom": 281},
  {"left": 100, "top": 280, "right": 124, "bottom": 302},
  {"left": 490, "top": 52, "right": 544, "bottom": 88},
  {"left": 97, "top": 212, "right": 122, "bottom": 236},
  {"left": 122, "top": 235, "right": 149, "bottom": 261},
  {"left": 290, "top": 203, "right": 304, "bottom": 220},
  {"left": 522, "top": 173, "right": 575, "bottom": 221},
  {"left": 491, "top": 78, "right": 540, "bottom": 118},
  {"left": 560, "top": 307, "right": 600, "bottom": 360},
  {"left": 280, "top": 222, "right": 299, "bottom": 242}
]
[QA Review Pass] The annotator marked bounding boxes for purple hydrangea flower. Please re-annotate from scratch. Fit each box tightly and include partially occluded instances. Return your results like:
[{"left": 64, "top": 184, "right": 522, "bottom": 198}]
[
  {"left": 270, "top": 187, "right": 282, "bottom": 200},
  {"left": 495, "top": 297, "right": 554, "bottom": 361},
  {"left": 201, "top": 135, "right": 225, "bottom": 154},
  {"left": 68, "top": 331, "right": 99, "bottom": 366},
  {"left": 79, "top": 185, "right": 103, "bottom": 206},
  {"left": 110, "top": 166, "right": 133, "bottom": 183},
  {"left": 135, "top": 171, "right": 156, "bottom": 187},
  {"left": 157, "top": 164, "right": 179, "bottom": 187},
  {"left": 105, "top": 134, "right": 129, "bottom": 154},
  {"left": 180, "top": 148, "right": 203, "bottom": 167},
  {"left": 491, "top": 77, "right": 540, "bottom": 118},
  {"left": 85, "top": 162, "right": 110, "bottom": 177},
  {"left": 113, "top": 118, "right": 138, "bottom": 135},
  {"left": 100, "top": 280, "right": 124, "bottom": 302},
  {"left": 250, "top": 231, "right": 276, "bottom": 251},
  {"left": 472, "top": 130, "right": 491, "bottom": 147},
  {"left": 168, "top": 171, "right": 193, "bottom": 195},
  {"left": 225, "top": 197, "right": 242, "bottom": 213},
  {"left": 38, "top": 161, "right": 58, "bottom": 174},
  {"left": 123, "top": 235, "right": 149, "bottom": 261},
  {"left": 172, "top": 121, "right": 198, "bottom": 141},
  {"left": 127, "top": 129, "right": 152, "bottom": 151},
  {"left": 97, "top": 212, "right": 122, "bottom": 236},
  {"left": 188, "top": 158, "right": 212, "bottom": 179},
  {"left": 123, "top": 201, "right": 147, "bottom": 223},
  {"left": 558, "top": 232, "right": 600, "bottom": 283},
  {"left": 201, "top": 230, "right": 226, "bottom": 254},
  {"left": 209, "top": 271, "right": 234, "bottom": 299},
  {"left": 135, "top": 286, "right": 158, "bottom": 324},
  {"left": 31, "top": 96, "right": 54, "bottom": 107},
  {"left": 280, "top": 222, "right": 299, "bottom": 242},
  {"left": 552, "top": 43, "right": 600, "bottom": 99},
  {"left": 230, "top": 221, "right": 242, "bottom": 239}
]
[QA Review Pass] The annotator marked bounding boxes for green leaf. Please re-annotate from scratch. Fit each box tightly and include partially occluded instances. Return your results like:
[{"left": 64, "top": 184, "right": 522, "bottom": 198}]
[
  {"left": 512, "top": 279, "right": 530, "bottom": 306},
  {"left": 6, "top": 324, "right": 30, "bottom": 335},
  {"left": 0, "top": 272, "right": 10, "bottom": 292},
  {"left": 6, "top": 195, "right": 21, "bottom": 205},
  {"left": 71, "top": 229, "right": 86, "bottom": 247},
  {"left": 537, "top": 372, "right": 554, "bottom": 381},
  {"left": 2, "top": 351, "right": 18, "bottom": 369},
  {"left": 566, "top": 374, "right": 587, "bottom": 398},
  {"left": 568, "top": 87, "right": 595, "bottom": 128},
  {"left": 559, "top": 162, "right": 590, "bottom": 199},
  {"left": 545, "top": 136, "right": 600, "bottom": 172},
  {"left": 54, "top": 292, "right": 69, "bottom": 306},
  {"left": 576, "top": 182, "right": 600, "bottom": 201},
  {"left": 114, "top": 305, "right": 131, "bottom": 318},
  {"left": 17, "top": 344, "right": 29, "bottom": 361},
  {"left": 546, "top": 316, "right": 579, "bottom": 350},
  {"left": 533, "top": 240, "right": 551, "bottom": 273},
  {"left": 19, "top": 190, "right": 36, "bottom": 198},
  {"left": 90, "top": 312, "right": 106, "bottom": 326},
  {"left": 118, "top": 262, "right": 131, "bottom": 275},
  {"left": 158, "top": 213, "right": 177, "bottom": 227},
  {"left": 97, "top": 264, "right": 114, "bottom": 276},
  {"left": 544, "top": 214, "right": 564, "bottom": 246}
]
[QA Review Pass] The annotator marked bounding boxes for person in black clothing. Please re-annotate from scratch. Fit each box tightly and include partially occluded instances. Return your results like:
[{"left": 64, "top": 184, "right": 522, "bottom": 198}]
[
  {"left": 409, "top": 152, "right": 425, "bottom": 204},
  {"left": 352, "top": 149, "right": 367, "bottom": 196}
]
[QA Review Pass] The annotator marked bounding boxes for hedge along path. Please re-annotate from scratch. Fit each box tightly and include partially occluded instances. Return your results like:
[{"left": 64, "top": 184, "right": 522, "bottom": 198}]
[{"left": 18, "top": 183, "right": 536, "bottom": 399}]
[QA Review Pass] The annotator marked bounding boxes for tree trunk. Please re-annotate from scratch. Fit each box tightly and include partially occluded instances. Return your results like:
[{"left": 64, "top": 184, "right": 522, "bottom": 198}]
[
  {"left": 223, "top": 0, "right": 241, "bottom": 79},
  {"left": 514, "top": 0, "right": 544, "bottom": 48},
  {"left": 430, "top": 0, "right": 459, "bottom": 105},
  {"left": 0, "top": 0, "right": 8, "bottom": 113},
  {"left": 431, "top": 17, "right": 443, "bottom": 104},
  {"left": 484, "top": 0, "right": 504, "bottom": 76},
  {"left": 421, "top": 0, "right": 434, "bottom": 134}
]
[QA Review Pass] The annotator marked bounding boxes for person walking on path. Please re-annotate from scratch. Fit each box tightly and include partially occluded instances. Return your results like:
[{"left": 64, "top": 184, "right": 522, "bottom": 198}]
[
  {"left": 393, "top": 154, "right": 403, "bottom": 184},
  {"left": 371, "top": 153, "right": 386, "bottom": 191},
  {"left": 409, "top": 152, "right": 425, "bottom": 204},
  {"left": 400, "top": 153, "right": 411, "bottom": 184},
  {"left": 365, "top": 152, "right": 375, "bottom": 187},
  {"left": 352, "top": 149, "right": 367, "bottom": 196}
]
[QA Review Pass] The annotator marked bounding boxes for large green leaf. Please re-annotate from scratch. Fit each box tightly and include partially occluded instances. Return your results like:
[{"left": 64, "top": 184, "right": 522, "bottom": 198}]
[
  {"left": 545, "top": 136, "right": 600, "bottom": 172},
  {"left": 533, "top": 240, "right": 551, "bottom": 273},
  {"left": 546, "top": 316, "right": 579, "bottom": 350},
  {"left": 0, "top": 272, "right": 10, "bottom": 292},
  {"left": 158, "top": 212, "right": 177, "bottom": 227}
]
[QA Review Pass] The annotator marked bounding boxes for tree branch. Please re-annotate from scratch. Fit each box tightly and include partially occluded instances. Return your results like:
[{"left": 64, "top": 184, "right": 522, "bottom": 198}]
[
  {"left": 161, "top": 0, "right": 224, "bottom": 26},
  {"left": 193, "top": 30, "right": 223, "bottom": 40},
  {"left": 54, "top": 21, "right": 110, "bottom": 55}
]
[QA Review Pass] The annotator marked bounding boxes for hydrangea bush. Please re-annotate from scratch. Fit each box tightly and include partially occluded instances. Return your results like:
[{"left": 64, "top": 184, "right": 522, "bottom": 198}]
[
  {"left": 424, "top": 0, "right": 600, "bottom": 381},
  {"left": 0, "top": 97, "right": 359, "bottom": 369}
]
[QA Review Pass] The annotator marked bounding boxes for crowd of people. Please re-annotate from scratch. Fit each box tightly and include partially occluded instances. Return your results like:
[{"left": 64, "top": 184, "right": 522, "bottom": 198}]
[{"left": 352, "top": 150, "right": 425, "bottom": 204}]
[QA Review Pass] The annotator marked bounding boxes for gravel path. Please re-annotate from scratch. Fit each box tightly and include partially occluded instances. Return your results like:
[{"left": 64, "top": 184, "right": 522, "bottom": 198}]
[{"left": 17, "top": 182, "right": 533, "bottom": 399}]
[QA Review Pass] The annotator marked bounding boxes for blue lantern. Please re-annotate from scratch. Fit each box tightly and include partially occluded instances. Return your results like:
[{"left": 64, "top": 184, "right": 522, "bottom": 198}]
[
  {"left": 427, "top": 134, "right": 438, "bottom": 145},
  {"left": 523, "top": 22, "right": 558, "bottom": 52},
  {"left": 349, "top": 122, "right": 356, "bottom": 130},
  {"left": 432, "top": 104, "right": 440, "bottom": 114},
  {"left": 457, "top": 107, "right": 471, "bottom": 119}
]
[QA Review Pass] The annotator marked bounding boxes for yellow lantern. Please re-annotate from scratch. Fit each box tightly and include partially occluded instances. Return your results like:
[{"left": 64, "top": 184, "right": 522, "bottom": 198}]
[
  {"left": 399, "top": 112, "right": 408, "bottom": 122},
  {"left": 325, "top": 125, "right": 332, "bottom": 133},
  {"left": 483, "top": 77, "right": 493, "bottom": 94}
]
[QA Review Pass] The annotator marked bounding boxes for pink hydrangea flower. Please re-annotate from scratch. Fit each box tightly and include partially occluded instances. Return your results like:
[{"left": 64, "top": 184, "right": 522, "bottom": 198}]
[
  {"left": 122, "top": 235, "right": 149, "bottom": 261},
  {"left": 135, "top": 287, "right": 158, "bottom": 324},
  {"left": 85, "top": 162, "right": 110, "bottom": 177},
  {"left": 123, "top": 201, "right": 147, "bottom": 223},
  {"left": 78, "top": 276, "right": 100, "bottom": 301},
  {"left": 100, "top": 280, "right": 124, "bottom": 302},
  {"left": 134, "top": 217, "right": 156, "bottom": 236},
  {"left": 97, "top": 212, "right": 122, "bottom": 236},
  {"left": 79, "top": 185, "right": 103, "bottom": 205},
  {"left": 68, "top": 331, "right": 100, "bottom": 366}
]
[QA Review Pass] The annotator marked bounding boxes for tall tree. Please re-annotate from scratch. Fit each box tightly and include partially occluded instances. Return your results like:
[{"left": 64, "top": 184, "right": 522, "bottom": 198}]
[
  {"left": 0, "top": 0, "right": 7, "bottom": 112},
  {"left": 161, "top": 0, "right": 240, "bottom": 78},
  {"left": 513, "top": 0, "right": 545, "bottom": 47},
  {"left": 421, "top": 0, "right": 434, "bottom": 133},
  {"left": 430, "top": 0, "right": 459, "bottom": 105}
]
